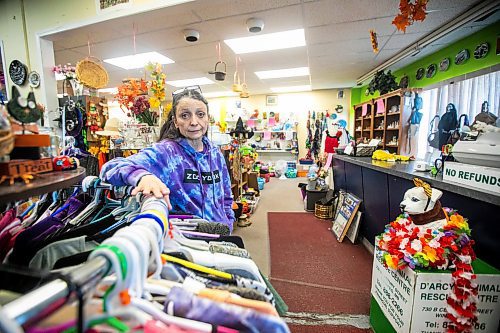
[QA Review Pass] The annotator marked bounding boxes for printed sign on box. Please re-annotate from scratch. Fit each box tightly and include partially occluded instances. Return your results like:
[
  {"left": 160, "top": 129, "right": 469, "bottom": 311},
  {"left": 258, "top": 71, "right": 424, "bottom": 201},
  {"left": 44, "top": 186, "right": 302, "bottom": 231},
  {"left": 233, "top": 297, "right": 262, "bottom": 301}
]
[
  {"left": 443, "top": 162, "right": 500, "bottom": 193},
  {"left": 371, "top": 247, "right": 500, "bottom": 333}
]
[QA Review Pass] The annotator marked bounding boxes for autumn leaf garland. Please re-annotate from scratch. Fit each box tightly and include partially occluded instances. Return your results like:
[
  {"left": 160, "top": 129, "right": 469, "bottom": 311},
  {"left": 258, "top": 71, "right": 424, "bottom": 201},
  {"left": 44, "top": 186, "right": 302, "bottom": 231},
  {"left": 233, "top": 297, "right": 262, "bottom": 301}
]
[{"left": 392, "top": 0, "right": 428, "bottom": 33}]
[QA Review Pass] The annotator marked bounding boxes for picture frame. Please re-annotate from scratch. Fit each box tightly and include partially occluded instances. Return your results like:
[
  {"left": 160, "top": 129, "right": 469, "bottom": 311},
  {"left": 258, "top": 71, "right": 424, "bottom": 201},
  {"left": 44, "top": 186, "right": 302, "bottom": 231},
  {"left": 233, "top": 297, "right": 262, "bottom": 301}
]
[
  {"left": 331, "top": 191, "right": 361, "bottom": 242},
  {"left": 345, "top": 211, "right": 362, "bottom": 243},
  {"left": 96, "top": 0, "right": 132, "bottom": 14},
  {"left": 266, "top": 95, "right": 278, "bottom": 106}
]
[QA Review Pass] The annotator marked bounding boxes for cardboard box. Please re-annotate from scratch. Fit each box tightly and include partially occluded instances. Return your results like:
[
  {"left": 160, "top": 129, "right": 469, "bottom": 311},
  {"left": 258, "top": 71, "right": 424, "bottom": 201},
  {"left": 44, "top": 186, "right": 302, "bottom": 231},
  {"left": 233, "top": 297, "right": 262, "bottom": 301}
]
[{"left": 370, "top": 247, "right": 500, "bottom": 333}]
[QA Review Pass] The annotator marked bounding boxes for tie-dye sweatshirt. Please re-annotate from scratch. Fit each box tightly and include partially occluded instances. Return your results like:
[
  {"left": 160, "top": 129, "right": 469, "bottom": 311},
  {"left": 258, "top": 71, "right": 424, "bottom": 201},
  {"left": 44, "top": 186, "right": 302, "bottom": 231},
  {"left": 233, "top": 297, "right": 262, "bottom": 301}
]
[{"left": 100, "top": 136, "right": 235, "bottom": 232}]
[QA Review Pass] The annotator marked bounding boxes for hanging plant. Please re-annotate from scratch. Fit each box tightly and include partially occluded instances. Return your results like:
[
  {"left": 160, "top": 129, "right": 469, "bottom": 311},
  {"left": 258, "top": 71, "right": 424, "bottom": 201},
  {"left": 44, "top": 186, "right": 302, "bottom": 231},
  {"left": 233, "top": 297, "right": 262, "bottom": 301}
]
[
  {"left": 392, "top": 0, "right": 428, "bottom": 33},
  {"left": 368, "top": 70, "right": 399, "bottom": 95}
]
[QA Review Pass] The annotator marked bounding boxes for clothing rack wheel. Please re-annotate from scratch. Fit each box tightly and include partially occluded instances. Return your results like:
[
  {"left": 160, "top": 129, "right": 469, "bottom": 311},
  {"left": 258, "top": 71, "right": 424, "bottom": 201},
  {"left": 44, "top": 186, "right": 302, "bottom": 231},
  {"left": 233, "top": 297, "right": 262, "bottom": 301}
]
[{"left": 0, "top": 167, "right": 86, "bottom": 203}]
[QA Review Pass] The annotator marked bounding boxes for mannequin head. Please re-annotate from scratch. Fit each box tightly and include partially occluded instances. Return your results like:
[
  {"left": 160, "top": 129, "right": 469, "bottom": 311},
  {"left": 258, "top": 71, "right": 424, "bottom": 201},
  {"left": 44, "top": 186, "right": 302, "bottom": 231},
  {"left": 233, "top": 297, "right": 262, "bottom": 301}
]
[{"left": 446, "top": 103, "right": 456, "bottom": 113}]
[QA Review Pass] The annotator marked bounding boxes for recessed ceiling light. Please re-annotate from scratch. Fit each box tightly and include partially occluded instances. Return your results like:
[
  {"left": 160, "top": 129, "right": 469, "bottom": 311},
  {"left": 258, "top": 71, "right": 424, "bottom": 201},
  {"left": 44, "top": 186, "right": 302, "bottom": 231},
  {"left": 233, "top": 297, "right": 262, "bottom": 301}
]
[
  {"left": 98, "top": 87, "right": 118, "bottom": 94},
  {"left": 104, "top": 52, "right": 174, "bottom": 70},
  {"left": 203, "top": 91, "right": 239, "bottom": 98},
  {"left": 224, "top": 29, "right": 305, "bottom": 54},
  {"left": 166, "top": 77, "right": 215, "bottom": 87},
  {"left": 255, "top": 67, "right": 309, "bottom": 79},
  {"left": 271, "top": 85, "right": 311, "bottom": 93}
]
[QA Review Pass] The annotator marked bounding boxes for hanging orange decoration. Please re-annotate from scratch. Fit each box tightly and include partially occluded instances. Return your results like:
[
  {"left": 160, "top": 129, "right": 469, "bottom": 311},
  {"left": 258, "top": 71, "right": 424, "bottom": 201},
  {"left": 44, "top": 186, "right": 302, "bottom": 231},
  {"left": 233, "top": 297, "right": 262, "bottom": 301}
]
[
  {"left": 370, "top": 30, "right": 379, "bottom": 53},
  {"left": 392, "top": 0, "right": 428, "bottom": 33}
]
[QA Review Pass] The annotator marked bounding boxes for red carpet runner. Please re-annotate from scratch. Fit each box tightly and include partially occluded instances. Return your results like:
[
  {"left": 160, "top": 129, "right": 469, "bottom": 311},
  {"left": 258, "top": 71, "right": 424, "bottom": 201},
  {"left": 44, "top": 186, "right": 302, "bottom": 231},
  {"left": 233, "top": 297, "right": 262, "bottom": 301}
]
[{"left": 268, "top": 212, "right": 374, "bottom": 332}]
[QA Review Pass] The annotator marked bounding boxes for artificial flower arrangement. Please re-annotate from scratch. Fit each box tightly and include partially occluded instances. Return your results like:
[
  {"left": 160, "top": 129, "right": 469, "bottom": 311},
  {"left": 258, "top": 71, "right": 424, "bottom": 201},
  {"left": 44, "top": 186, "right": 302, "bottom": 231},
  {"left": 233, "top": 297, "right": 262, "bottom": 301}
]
[
  {"left": 145, "top": 62, "right": 166, "bottom": 109},
  {"left": 377, "top": 209, "right": 478, "bottom": 333},
  {"left": 52, "top": 63, "right": 77, "bottom": 80},
  {"left": 392, "top": 0, "right": 428, "bottom": 33},
  {"left": 116, "top": 78, "right": 148, "bottom": 115}
]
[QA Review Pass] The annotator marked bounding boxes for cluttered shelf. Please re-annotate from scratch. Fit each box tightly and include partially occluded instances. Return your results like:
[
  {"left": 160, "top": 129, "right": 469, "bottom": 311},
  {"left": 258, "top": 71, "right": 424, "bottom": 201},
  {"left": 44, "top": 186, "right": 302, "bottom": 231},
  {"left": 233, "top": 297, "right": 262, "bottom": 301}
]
[
  {"left": 0, "top": 167, "right": 86, "bottom": 203},
  {"left": 256, "top": 149, "right": 295, "bottom": 153}
]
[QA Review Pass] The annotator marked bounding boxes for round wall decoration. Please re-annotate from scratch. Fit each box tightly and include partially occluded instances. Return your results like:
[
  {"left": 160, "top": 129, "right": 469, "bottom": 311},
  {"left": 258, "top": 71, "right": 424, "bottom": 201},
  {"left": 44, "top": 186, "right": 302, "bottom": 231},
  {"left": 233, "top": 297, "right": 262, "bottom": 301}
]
[
  {"left": 364, "top": 88, "right": 370, "bottom": 96},
  {"left": 426, "top": 64, "right": 437, "bottom": 78},
  {"left": 439, "top": 58, "right": 450, "bottom": 72},
  {"left": 473, "top": 42, "right": 489, "bottom": 59},
  {"left": 9, "top": 60, "right": 27, "bottom": 85},
  {"left": 399, "top": 75, "right": 409, "bottom": 89},
  {"left": 455, "top": 49, "right": 470, "bottom": 65},
  {"left": 28, "top": 71, "right": 41, "bottom": 88},
  {"left": 416, "top": 67, "right": 425, "bottom": 80}
]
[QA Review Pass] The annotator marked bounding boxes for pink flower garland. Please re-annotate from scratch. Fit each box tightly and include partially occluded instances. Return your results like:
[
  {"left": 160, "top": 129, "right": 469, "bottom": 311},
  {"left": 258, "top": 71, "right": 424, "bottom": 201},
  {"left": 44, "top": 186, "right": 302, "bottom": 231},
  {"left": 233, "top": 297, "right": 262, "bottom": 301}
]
[{"left": 377, "top": 209, "right": 478, "bottom": 333}]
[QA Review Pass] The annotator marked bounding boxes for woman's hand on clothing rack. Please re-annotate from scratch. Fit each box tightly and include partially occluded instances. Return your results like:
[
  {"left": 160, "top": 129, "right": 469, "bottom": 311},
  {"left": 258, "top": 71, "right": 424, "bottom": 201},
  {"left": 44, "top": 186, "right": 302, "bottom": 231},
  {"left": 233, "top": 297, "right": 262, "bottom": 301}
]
[{"left": 132, "top": 175, "right": 172, "bottom": 210}]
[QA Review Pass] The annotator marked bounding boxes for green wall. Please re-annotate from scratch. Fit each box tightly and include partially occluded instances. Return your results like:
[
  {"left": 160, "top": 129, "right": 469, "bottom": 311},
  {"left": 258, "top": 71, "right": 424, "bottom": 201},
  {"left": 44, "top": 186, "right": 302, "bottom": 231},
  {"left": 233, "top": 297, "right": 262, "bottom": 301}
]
[{"left": 351, "top": 22, "right": 500, "bottom": 110}]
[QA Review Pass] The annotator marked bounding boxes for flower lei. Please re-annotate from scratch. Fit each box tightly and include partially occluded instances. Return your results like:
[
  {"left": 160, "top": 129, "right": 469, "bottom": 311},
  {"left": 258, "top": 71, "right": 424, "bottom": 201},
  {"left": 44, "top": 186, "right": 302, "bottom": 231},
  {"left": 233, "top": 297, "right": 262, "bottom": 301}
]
[{"left": 377, "top": 209, "right": 478, "bottom": 333}]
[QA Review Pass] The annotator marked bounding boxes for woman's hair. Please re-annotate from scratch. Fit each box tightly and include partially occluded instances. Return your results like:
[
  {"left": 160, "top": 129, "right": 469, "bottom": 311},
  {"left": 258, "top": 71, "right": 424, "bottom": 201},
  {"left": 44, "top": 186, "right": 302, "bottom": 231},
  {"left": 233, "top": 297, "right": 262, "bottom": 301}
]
[{"left": 158, "top": 88, "right": 209, "bottom": 142}]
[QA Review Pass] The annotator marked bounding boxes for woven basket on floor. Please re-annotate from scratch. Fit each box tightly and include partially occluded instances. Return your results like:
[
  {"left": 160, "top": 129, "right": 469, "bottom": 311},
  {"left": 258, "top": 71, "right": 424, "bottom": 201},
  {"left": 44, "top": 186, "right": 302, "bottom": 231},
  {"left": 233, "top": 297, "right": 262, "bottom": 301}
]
[
  {"left": 314, "top": 202, "right": 333, "bottom": 219},
  {"left": 76, "top": 57, "right": 109, "bottom": 89}
]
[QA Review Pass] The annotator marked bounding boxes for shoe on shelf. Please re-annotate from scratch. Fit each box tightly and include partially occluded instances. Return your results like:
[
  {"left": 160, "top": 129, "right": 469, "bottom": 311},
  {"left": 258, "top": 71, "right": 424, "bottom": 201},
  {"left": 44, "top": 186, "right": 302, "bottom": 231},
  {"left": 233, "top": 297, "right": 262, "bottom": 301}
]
[{"left": 237, "top": 214, "right": 252, "bottom": 227}]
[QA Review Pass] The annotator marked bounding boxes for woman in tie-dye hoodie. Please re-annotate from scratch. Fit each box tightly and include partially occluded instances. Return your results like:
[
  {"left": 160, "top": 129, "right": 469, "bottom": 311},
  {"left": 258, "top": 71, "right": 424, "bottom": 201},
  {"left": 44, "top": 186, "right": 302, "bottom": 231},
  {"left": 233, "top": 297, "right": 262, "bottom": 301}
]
[{"left": 100, "top": 87, "right": 235, "bottom": 232}]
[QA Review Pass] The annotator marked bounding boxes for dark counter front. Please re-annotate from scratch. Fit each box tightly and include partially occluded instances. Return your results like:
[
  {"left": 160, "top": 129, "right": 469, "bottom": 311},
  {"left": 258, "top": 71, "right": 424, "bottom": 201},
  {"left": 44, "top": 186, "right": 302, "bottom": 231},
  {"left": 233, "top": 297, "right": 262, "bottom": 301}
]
[{"left": 333, "top": 155, "right": 500, "bottom": 269}]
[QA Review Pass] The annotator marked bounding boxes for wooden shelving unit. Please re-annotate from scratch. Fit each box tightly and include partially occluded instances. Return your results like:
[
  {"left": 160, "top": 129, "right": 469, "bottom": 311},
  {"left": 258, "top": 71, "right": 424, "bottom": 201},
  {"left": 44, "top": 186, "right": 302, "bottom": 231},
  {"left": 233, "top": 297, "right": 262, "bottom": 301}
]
[{"left": 353, "top": 89, "right": 417, "bottom": 154}]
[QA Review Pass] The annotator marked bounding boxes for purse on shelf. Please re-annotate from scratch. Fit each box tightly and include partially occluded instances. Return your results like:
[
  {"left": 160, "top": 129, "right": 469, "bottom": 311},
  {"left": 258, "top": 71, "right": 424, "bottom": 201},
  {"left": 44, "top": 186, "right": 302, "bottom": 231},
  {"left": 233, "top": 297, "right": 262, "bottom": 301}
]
[{"left": 427, "top": 115, "right": 440, "bottom": 149}]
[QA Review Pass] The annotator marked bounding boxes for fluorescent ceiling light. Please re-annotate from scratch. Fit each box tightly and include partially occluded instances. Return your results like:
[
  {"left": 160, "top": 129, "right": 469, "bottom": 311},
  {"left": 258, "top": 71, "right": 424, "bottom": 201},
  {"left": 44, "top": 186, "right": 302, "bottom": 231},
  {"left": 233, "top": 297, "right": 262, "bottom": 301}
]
[
  {"left": 204, "top": 91, "right": 239, "bottom": 98},
  {"left": 104, "top": 51, "right": 174, "bottom": 70},
  {"left": 271, "top": 85, "right": 311, "bottom": 93},
  {"left": 166, "top": 77, "right": 215, "bottom": 87},
  {"left": 98, "top": 87, "right": 118, "bottom": 94},
  {"left": 255, "top": 67, "right": 309, "bottom": 79},
  {"left": 224, "top": 29, "right": 305, "bottom": 54}
]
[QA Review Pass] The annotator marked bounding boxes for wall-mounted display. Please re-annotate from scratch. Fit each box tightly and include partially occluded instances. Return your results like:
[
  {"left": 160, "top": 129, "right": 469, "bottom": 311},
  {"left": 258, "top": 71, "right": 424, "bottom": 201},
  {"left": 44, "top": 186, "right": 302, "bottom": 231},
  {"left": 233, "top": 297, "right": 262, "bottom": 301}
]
[
  {"left": 439, "top": 58, "right": 450, "bottom": 71},
  {"left": 415, "top": 67, "right": 425, "bottom": 80},
  {"left": 473, "top": 42, "right": 489, "bottom": 59},
  {"left": 399, "top": 75, "right": 409, "bottom": 89},
  {"left": 8, "top": 60, "right": 27, "bottom": 86},
  {"left": 454, "top": 49, "right": 470, "bottom": 65},
  {"left": 426, "top": 64, "right": 437, "bottom": 78},
  {"left": 28, "top": 71, "right": 40, "bottom": 88}
]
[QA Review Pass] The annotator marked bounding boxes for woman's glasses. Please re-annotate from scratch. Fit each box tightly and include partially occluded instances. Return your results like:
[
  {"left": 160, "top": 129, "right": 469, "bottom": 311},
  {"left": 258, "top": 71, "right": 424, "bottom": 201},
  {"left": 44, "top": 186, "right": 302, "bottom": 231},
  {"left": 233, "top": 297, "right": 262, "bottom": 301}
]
[{"left": 172, "top": 85, "right": 203, "bottom": 101}]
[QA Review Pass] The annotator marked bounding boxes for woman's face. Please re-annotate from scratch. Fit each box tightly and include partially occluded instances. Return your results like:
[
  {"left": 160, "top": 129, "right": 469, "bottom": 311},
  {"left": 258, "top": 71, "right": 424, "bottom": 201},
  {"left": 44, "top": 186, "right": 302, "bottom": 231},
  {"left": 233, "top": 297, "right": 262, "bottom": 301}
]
[{"left": 174, "top": 97, "right": 209, "bottom": 140}]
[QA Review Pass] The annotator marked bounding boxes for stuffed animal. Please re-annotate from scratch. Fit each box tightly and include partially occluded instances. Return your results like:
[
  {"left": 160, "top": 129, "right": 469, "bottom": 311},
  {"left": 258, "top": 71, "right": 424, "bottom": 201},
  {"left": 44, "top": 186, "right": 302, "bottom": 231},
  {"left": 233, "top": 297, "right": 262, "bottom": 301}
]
[{"left": 399, "top": 178, "right": 446, "bottom": 226}]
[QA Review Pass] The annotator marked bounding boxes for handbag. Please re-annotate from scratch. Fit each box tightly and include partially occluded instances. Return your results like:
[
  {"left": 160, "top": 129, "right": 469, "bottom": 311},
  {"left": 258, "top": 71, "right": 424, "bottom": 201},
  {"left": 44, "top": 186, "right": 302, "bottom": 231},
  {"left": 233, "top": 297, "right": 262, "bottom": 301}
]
[
  {"left": 449, "top": 114, "right": 469, "bottom": 145},
  {"left": 427, "top": 115, "right": 440, "bottom": 149}
]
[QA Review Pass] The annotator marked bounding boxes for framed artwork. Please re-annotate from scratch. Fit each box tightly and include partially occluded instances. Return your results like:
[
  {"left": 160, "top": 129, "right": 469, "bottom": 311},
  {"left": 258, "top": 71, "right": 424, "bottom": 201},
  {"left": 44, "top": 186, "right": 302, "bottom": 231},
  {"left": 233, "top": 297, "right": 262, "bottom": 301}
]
[
  {"left": 331, "top": 191, "right": 361, "bottom": 242},
  {"left": 96, "top": 0, "right": 131, "bottom": 13},
  {"left": 266, "top": 95, "right": 278, "bottom": 106},
  {"left": 345, "top": 211, "right": 362, "bottom": 243}
]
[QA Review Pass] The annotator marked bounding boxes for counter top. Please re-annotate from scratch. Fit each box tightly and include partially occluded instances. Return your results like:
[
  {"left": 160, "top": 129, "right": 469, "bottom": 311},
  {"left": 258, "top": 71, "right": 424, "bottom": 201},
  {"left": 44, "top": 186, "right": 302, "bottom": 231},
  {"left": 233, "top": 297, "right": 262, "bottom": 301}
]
[{"left": 334, "top": 155, "right": 500, "bottom": 206}]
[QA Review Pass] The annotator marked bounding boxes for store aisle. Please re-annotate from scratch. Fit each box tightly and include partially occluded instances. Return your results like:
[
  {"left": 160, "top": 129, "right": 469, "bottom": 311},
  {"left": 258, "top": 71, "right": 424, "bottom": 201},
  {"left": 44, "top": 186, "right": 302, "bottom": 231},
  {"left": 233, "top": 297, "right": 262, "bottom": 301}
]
[{"left": 233, "top": 177, "right": 305, "bottom": 276}]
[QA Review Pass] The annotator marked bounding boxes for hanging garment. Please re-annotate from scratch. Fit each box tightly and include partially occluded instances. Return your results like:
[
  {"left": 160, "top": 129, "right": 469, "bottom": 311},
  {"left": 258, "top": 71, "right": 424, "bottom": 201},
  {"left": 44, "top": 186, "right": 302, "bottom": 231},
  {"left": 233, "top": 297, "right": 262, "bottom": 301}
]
[{"left": 324, "top": 130, "right": 342, "bottom": 153}]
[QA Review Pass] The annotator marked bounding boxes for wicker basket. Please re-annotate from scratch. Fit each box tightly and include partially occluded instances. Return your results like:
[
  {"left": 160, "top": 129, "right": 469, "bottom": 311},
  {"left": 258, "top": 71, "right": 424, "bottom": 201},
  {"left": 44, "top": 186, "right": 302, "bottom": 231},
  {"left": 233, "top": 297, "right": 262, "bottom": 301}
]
[
  {"left": 353, "top": 145, "right": 376, "bottom": 157},
  {"left": 76, "top": 57, "right": 109, "bottom": 89},
  {"left": 314, "top": 202, "right": 333, "bottom": 219},
  {"left": 0, "top": 130, "right": 14, "bottom": 157}
]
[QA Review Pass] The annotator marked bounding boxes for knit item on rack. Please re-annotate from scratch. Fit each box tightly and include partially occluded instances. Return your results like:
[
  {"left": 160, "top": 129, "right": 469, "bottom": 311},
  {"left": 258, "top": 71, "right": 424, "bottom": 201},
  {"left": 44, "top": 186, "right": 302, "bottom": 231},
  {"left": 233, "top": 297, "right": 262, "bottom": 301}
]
[
  {"left": 213, "top": 285, "right": 269, "bottom": 303},
  {"left": 196, "top": 222, "right": 230, "bottom": 236},
  {"left": 100, "top": 136, "right": 235, "bottom": 231},
  {"left": 209, "top": 243, "right": 251, "bottom": 259}
]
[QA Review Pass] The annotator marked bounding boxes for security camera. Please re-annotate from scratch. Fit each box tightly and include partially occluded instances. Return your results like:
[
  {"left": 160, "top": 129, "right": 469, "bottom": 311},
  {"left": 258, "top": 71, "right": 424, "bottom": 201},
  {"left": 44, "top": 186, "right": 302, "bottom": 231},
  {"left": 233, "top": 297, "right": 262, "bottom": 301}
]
[
  {"left": 183, "top": 29, "right": 199, "bottom": 42},
  {"left": 246, "top": 18, "right": 264, "bottom": 33}
]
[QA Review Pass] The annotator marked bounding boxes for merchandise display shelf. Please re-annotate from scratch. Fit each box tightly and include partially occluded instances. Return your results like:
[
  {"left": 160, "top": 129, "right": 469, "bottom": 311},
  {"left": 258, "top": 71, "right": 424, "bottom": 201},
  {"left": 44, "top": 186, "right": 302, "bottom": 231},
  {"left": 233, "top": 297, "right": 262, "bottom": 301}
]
[
  {"left": 0, "top": 167, "right": 86, "bottom": 203},
  {"left": 386, "top": 112, "right": 400, "bottom": 116},
  {"left": 374, "top": 114, "right": 385, "bottom": 118},
  {"left": 256, "top": 149, "right": 295, "bottom": 153}
]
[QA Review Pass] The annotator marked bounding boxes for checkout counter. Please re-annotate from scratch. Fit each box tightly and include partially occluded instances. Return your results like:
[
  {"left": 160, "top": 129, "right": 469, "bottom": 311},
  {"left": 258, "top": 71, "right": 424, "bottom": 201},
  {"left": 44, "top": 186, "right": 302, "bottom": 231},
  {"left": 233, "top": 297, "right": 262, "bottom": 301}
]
[{"left": 333, "top": 154, "right": 500, "bottom": 269}]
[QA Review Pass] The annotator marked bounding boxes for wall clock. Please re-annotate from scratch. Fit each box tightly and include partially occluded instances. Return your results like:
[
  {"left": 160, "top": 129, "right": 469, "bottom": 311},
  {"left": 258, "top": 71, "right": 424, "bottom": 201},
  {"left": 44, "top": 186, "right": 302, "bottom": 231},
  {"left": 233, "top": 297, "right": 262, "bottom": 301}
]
[
  {"left": 28, "top": 71, "right": 41, "bottom": 88},
  {"left": 9, "top": 60, "right": 27, "bottom": 85},
  {"left": 473, "top": 42, "right": 489, "bottom": 59},
  {"left": 416, "top": 67, "right": 425, "bottom": 80},
  {"left": 439, "top": 58, "right": 450, "bottom": 71},
  {"left": 426, "top": 64, "right": 437, "bottom": 78},
  {"left": 455, "top": 49, "right": 470, "bottom": 65}
]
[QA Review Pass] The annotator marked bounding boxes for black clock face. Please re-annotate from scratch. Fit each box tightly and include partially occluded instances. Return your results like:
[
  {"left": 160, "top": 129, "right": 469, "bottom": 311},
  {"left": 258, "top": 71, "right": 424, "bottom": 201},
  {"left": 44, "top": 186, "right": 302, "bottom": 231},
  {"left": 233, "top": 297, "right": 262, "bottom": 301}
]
[
  {"left": 9, "top": 60, "right": 27, "bottom": 86},
  {"left": 439, "top": 58, "right": 450, "bottom": 72},
  {"left": 426, "top": 64, "right": 437, "bottom": 78},
  {"left": 455, "top": 49, "right": 470, "bottom": 65},
  {"left": 416, "top": 67, "right": 425, "bottom": 80},
  {"left": 473, "top": 42, "right": 489, "bottom": 59}
]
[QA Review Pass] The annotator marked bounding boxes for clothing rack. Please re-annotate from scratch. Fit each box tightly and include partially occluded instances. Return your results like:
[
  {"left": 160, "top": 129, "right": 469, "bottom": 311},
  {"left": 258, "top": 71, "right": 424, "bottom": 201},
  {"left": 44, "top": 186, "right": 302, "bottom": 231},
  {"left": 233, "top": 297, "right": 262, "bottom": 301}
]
[{"left": 0, "top": 182, "right": 168, "bottom": 331}]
